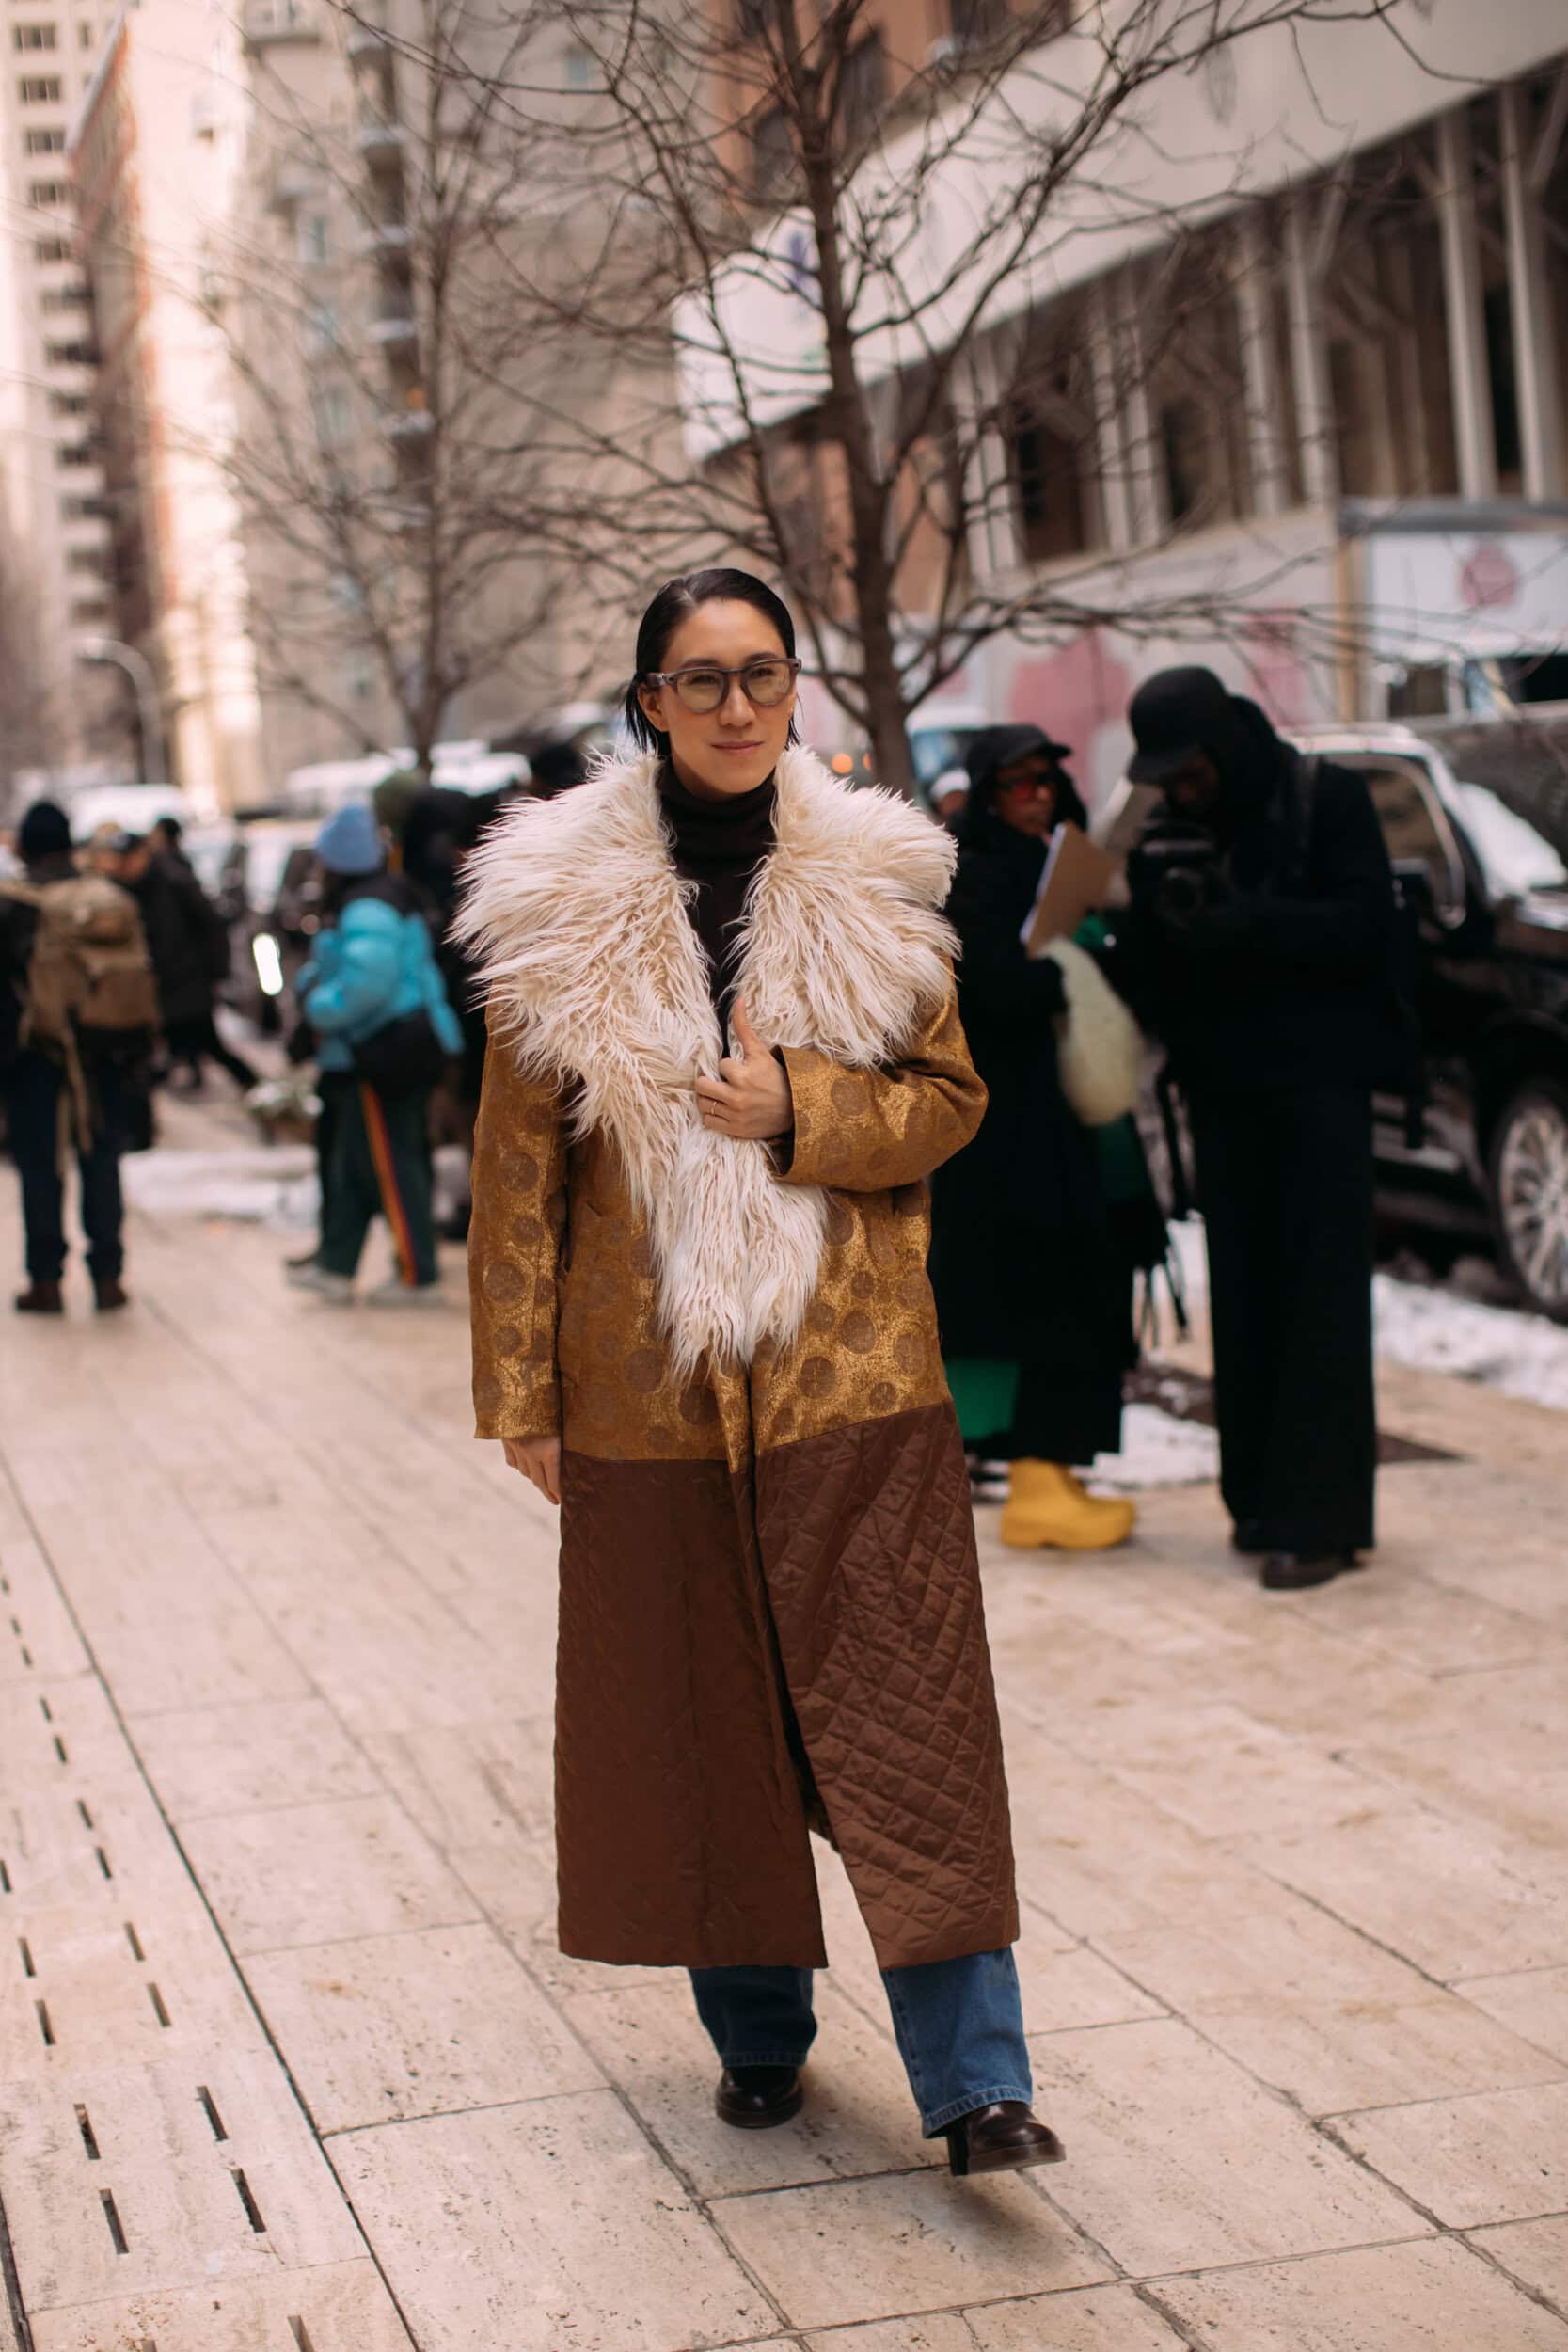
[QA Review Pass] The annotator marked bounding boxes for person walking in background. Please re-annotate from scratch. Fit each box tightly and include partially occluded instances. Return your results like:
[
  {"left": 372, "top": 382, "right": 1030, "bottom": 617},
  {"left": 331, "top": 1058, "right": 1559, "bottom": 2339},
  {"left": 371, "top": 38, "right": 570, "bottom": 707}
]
[
  {"left": 115, "top": 830, "right": 257, "bottom": 1095},
  {"left": 0, "top": 800, "right": 157, "bottom": 1314},
  {"left": 287, "top": 803, "right": 460, "bottom": 1308},
  {"left": 403, "top": 786, "right": 504, "bottom": 1243},
  {"left": 930, "top": 726, "right": 1164, "bottom": 1551},
  {"left": 459, "top": 568, "right": 1065, "bottom": 2179},
  {"left": 1117, "top": 666, "right": 1401, "bottom": 1592}
]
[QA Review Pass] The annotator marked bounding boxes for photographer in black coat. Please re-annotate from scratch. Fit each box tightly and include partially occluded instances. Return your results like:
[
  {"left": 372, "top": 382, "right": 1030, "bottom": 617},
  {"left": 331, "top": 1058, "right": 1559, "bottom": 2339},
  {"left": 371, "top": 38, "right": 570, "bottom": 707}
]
[{"left": 1116, "top": 668, "right": 1401, "bottom": 1592}]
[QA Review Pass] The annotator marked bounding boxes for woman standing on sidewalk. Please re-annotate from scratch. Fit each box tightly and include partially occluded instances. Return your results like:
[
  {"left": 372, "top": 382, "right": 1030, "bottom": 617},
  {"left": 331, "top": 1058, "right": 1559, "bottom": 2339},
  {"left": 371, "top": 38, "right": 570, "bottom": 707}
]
[{"left": 458, "top": 570, "right": 1062, "bottom": 2178}]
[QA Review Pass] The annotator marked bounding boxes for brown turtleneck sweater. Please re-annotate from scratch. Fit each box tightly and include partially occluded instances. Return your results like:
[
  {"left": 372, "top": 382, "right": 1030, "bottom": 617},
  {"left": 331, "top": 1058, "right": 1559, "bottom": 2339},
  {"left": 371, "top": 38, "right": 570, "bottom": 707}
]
[{"left": 657, "top": 762, "right": 777, "bottom": 1019}]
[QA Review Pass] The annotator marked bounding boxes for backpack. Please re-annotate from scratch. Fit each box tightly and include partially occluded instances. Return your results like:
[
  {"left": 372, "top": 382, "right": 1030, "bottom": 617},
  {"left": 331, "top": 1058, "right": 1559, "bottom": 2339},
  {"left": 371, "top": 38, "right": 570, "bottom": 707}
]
[{"left": 3, "top": 874, "right": 159, "bottom": 1047}]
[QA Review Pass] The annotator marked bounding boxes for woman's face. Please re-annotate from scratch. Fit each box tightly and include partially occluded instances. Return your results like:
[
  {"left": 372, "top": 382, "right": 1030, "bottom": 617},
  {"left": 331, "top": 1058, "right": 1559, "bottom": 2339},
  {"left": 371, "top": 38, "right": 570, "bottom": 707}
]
[
  {"left": 637, "top": 599, "right": 798, "bottom": 800},
  {"left": 993, "top": 754, "right": 1062, "bottom": 838}
]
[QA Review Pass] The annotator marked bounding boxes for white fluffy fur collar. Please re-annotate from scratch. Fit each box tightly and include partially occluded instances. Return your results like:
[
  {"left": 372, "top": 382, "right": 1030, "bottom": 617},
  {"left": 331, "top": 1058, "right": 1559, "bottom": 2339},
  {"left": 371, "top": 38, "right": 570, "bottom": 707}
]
[{"left": 456, "top": 746, "right": 957, "bottom": 1375}]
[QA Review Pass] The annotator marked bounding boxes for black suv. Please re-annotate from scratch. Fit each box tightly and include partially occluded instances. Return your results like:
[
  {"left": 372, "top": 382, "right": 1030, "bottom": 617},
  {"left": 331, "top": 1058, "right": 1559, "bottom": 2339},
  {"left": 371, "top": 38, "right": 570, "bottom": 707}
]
[{"left": 1104, "top": 724, "right": 1568, "bottom": 1321}]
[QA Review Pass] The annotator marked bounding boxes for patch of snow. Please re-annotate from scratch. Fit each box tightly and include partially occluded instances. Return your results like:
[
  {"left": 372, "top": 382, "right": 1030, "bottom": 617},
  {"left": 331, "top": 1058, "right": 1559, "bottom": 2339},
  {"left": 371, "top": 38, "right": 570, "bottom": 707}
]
[
  {"left": 1164, "top": 1213, "right": 1568, "bottom": 1416},
  {"left": 123, "top": 1146, "right": 319, "bottom": 1233},
  {"left": 1371, "top": 1272, "right": 1568, "bottom": 1413},
  {"left": 1450, "top": 780, "right": 1567, "bottom": 898},
  {"left": 1091, "top": 1402, "right": 1219, "bottom": 1492}
]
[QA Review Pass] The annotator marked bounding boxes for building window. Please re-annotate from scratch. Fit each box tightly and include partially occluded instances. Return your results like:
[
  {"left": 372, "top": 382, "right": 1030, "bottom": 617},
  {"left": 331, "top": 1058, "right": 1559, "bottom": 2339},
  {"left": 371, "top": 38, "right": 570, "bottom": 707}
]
[
  {"left": 49, "top": 388, "right": 87, "bottom": 416},
  {"left": 25, "top": 127, "right": 67, "bottom": 152},
  {"left": 28, "top": 178, "right": 70, "bottom": 206},
  {"left": 840, "top": 34, "right": 885, "bottom": 142},
  {"left": 79, "top": 19, "right": 92, "bottom": 44},
  {"left": 1011, "top": 408, "right": 1090, "bottom": 562},
  {"left": 55, "top": 441, "right": 92, "bottom": 468},
  {"left": 311, "top": 383, "right": 351, "bottom": 445},
  {"left": 19, "top": 75, "right": 63, "bottom": 101},
  {"left": 752, "top": 103, "right": 791, "bottom": 196},
  {"left": 562, "top": 42, "right": 596, "bottom": 87},
  {"left": 1138, "top": 234, "right": 1253, "bottom": 532},
  {"left": 301, "top": 301, "right": 340, "bottom": 355},
  {"left": 44, "top": 338, "right": 93, "bottom": 364},
  {"left": 297, "top": 212, "right": 329, "bottom": 263},
  {"left": 736, "top": 0, "right": 769, "bottom": 35},
  {"left": 34, "top": 236, "right": 71, "bottom": 262},
  {"left": 13, "top": 24, "right": 58, "bottom": 50},
  {"left": 60, "top": 494, "right": 105, "bottom": 519},
  {"left": 39, "top": 281, "right": 89, "bottom": 310},
  {"left": 948, "top": 0, "right": 1009, "bottom": 42},
  {"left": 67, "top": 546, "right": 104, "bottom": 573},
  {"left": 70, "top": 598, "right": 112, "bottom": 625}
]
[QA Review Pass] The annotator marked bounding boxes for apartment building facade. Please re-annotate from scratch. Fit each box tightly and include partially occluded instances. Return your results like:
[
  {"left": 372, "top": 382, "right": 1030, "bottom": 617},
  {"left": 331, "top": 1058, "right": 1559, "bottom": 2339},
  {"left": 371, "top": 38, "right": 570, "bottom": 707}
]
[
  {"left": 689, "top": 0, "right": 1568, "bottom": 801},
  {"left": 71, "top": 0, "right": 269, "bottom": 814},
  {"left": 63, "top": 0, "right": 657, "bottom": 803},
  {"left": 0, "top": 0, "right": 120, "bottom": 779}
]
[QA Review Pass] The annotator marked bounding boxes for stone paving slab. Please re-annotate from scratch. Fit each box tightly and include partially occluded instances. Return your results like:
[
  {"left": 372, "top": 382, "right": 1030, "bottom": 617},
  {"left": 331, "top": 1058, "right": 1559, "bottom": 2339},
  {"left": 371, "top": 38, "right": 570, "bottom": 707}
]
[{"left": 0, "top": 1141, "right": 1565, "bottom": 2347}]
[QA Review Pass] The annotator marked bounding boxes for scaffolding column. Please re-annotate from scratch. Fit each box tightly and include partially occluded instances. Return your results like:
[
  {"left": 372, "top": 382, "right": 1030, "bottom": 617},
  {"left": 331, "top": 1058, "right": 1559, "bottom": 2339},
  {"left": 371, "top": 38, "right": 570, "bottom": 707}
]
[
  {"left": 1085, "top": 278, "right": 1134, "bottom": 552},
  {"left": 1282, "top": 194, "right": 1338, "bottom": 512},
  {"left": 1501, "top": 78, "right": 1565, "bottom": 501},
  {"left": 1434, "top": 106, "right": 1498, "bottom": 500},
  {"left": 1235, "top": 209, "right": 1290, "bottom": 517},
  {"left": 954, "top": 341, "right": 1024, "bottom": 578}
]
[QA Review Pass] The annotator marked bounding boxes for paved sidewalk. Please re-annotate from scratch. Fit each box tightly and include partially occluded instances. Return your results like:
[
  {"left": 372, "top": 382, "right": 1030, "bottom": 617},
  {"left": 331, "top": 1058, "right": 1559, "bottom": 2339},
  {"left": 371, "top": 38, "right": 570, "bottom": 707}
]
[{"left": 0, "top": 1119, "right": 1566, "bottom": 2352}]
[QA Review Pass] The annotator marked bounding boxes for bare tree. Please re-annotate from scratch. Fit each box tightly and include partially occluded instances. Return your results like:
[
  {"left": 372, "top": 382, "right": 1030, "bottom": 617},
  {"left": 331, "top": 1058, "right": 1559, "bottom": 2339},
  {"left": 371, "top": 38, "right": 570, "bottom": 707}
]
[
  {"left": 357, "top": 0, "right": 1439, "bottom": 795},
  {"left": 204, "top": 0, "right": 614, "bottom": 778}
]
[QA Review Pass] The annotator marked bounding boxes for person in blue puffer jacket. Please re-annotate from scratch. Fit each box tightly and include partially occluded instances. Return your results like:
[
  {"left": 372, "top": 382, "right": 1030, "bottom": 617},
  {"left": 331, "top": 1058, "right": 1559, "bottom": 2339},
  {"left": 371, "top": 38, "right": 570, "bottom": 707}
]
[{"left": 287, "top": 802, "right": 461, "bottom": 1308}]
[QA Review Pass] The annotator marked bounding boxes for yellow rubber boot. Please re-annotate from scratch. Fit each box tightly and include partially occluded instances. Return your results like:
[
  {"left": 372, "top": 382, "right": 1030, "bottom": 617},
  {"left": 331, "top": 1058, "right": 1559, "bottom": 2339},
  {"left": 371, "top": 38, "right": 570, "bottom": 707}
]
[{"left": 999, "top": 1460, "right": 1136, "bottom": 1552}]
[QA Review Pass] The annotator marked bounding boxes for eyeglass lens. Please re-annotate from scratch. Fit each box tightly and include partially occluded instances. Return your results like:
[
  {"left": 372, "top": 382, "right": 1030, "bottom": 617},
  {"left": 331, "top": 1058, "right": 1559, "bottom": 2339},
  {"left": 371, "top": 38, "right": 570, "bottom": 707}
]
[{"left": 672, "top": 661, "right": 795, "bottom": 713}]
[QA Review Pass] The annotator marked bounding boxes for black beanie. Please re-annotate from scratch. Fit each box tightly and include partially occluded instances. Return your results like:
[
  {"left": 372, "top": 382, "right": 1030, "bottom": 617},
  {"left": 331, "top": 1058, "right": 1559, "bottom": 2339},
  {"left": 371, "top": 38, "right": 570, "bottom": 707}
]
[{"left": 18, "top": 800, "right": 71, "bottom": 863}]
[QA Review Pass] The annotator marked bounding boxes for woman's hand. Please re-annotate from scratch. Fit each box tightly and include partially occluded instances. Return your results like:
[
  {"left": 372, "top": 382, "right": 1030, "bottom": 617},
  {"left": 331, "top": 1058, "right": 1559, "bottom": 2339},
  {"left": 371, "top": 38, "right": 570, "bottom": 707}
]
[
  {"left": 502, "top": 1435, "right": 562, "bottom": 1506},
  {"left": 694, "top": 998, "right": 794, "bottom": 1141}
]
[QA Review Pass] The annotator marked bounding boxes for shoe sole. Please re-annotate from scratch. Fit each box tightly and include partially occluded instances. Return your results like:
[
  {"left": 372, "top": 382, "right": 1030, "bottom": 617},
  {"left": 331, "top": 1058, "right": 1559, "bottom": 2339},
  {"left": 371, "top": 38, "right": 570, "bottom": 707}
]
[
  {"left": 1260, "top": 1557, "right": 1364, "bottom": 1593},
  {"left": 1000, "top": 1531, "right": 1135, "bottom": 1552},
  {"left": 715, "top": 2084, "right": 805, "bottom": 2130},
  {"left": 962, "top": 2137, "right": 1067, "bottom": 2175}
]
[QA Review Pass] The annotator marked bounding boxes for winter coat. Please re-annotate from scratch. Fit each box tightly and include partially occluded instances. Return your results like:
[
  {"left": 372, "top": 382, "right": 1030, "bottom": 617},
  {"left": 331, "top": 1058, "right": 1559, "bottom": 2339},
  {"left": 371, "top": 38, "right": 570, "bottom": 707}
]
[
  {"left": 300, "top": 873, "right": 463, "bottom": 1076},
  {"left": 928, "top": 769, "right": 1149, "bottom": 1375},
  {"left": 126, "top": 854, "right": 224, "bottom": 1028},
  {"left": 458, "top": 747, "right": 1019, "bottom": 1971},
  {"left": 1115, "top": 699, "right": 1401, "bottom": 1091}
]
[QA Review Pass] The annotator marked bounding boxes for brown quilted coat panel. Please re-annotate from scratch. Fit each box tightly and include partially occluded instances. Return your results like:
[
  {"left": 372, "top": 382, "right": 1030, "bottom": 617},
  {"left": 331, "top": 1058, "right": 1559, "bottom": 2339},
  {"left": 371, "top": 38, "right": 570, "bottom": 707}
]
[
  {"left": 471, "top": 993, "right": 1020, "bottom": 1972},
  {"left": 757, "top": 1405, "right": 1019, "bottom": 1968}
]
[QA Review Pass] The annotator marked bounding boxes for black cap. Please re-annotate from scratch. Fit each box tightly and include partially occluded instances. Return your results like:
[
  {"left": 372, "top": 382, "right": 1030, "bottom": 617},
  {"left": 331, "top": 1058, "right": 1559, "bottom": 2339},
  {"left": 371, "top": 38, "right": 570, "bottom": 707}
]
[
  {"left": 1127, "top": 667, "right": 1232, "bottom": 786},
  {"left": 964, "top": 723, "right": 1073, "bottom": 788},
  {"left": 17, "top": 800, "right": 71, "bottom": 862}
]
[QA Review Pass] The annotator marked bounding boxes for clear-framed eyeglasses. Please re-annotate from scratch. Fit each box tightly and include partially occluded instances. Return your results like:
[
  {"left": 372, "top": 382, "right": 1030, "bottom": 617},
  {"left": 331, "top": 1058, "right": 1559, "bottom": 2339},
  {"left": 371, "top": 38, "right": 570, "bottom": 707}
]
[{"left": 643, "top": 658, "right": 801, "bottom": 714}]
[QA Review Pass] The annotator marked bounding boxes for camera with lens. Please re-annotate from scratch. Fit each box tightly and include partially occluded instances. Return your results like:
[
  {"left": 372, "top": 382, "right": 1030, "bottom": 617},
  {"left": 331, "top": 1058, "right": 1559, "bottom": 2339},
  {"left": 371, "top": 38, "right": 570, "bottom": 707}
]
[{"left": 1126, "top": 818, "right": 1228, "bottom": 930}]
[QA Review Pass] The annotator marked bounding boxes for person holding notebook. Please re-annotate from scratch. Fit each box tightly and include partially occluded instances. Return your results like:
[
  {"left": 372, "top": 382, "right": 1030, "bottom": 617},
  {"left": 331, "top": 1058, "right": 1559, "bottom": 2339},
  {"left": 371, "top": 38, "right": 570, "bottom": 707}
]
[{"left": 929, "top": 725, "right": 1165, "bottom": 1549}]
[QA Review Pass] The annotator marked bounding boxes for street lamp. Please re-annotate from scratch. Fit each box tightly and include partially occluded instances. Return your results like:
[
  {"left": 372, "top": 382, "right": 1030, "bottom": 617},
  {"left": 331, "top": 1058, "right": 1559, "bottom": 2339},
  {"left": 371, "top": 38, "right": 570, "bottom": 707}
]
[{"left": 77, "top": 637, "right": 167, "bottom": 785}]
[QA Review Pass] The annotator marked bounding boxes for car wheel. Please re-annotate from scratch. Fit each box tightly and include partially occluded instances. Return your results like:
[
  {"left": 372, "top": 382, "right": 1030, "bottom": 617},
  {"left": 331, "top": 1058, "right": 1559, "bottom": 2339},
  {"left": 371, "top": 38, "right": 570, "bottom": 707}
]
[{"left": 1489, "top": 1080, "right": 1568, "bottom": 1323}]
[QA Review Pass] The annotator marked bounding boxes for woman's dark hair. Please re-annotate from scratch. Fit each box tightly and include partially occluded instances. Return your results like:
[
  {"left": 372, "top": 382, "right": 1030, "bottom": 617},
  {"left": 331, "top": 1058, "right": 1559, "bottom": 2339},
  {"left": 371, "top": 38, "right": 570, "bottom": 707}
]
[{"left": 623, "top": 568, "right": 800, "bottom": 755}]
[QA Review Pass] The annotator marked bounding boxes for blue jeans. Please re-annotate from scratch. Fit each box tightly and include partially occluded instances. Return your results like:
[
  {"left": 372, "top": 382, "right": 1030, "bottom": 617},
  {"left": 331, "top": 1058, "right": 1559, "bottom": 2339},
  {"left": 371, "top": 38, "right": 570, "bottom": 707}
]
[{"left": 689, "top": 1947, "right": 1032, "bottom": 2137}]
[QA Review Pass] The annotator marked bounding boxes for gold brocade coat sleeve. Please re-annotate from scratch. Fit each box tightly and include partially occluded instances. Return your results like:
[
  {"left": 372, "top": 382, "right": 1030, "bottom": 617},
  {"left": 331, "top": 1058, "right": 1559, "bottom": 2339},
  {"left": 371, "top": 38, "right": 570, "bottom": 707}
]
[
  {"left": 775, "top": 989, "right": 986, "bottom": 1193},
  {"left": 468, "top": 1029, "right": 569, "bottom": 1441}
]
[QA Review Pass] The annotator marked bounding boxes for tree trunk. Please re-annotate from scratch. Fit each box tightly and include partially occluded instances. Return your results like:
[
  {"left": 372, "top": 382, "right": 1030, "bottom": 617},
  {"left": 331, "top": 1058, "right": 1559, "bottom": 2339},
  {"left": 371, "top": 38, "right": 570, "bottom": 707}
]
[{"left": 785, "top": 8, "right": 916, "bottom": 801}]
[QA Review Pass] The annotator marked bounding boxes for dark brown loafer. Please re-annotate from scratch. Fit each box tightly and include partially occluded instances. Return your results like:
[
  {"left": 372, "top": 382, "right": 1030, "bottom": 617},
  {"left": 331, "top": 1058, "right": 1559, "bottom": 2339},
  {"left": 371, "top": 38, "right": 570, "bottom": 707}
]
[
  {"left": 945, "top": 2100, "right": 1065, "bottom": 2177},
  {"left": 93, "top": 1279, "right": 129, "bottom": 1313},
  {"left": 715, "top": 2065, "right": 803, "bottom": 2129},
  {"left": 1260, "top": 1550, "right": 1361, "bottom": 1592},
  {"left": 14, "top": 1281, "right": 64, "bottom": 1315}
]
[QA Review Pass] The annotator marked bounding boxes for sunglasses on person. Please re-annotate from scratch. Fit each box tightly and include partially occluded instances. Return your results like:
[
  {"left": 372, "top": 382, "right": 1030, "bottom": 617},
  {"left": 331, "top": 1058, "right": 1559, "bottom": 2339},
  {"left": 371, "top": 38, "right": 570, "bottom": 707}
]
[
  {"left": 643, "top": 658, "right": 801, "bottom": 714},
  {"left": 995, "top": 766, "right": 1061, "bottom": 799}
]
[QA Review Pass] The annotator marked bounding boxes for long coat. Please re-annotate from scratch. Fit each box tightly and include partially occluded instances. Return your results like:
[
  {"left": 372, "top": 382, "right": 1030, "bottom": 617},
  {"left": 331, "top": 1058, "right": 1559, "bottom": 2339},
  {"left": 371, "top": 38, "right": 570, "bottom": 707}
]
[
  {"left": 458, "top": 747, "right": 1020, "bottom": 1971},
  {"left": 929, "top": 813, "right": 1132, "bottom": 1375}
]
